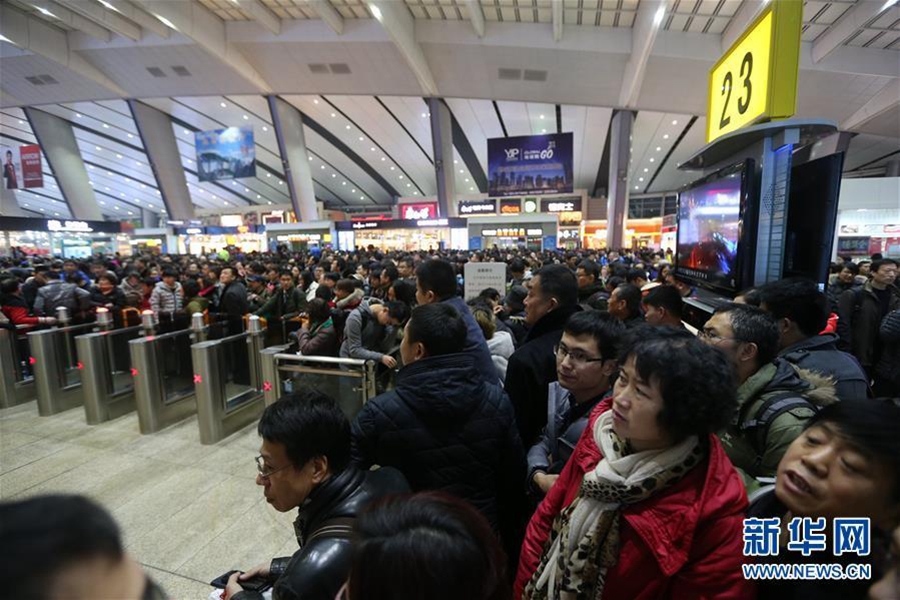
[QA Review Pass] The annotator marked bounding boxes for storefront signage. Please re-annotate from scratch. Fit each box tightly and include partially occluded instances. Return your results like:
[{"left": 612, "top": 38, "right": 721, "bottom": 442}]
[
  {"left": 400, "top": 202, "right": 438, "bottom": 220},
  {"left": 837, "top": 237, "right": 870, "bottom": 255},
  {"left": 186, "top": 227, "right": 204, "bottom": 235},
  {"left": 541, "top": 199, "right": 583, "bottom": 213},
  {"left": 706, "top": 1, "right": 802, "bottom": 142},
  {"left": 220, "top": 214, "right": 243, "bottom": 227},
  {"left": 338, "top": 218, "right": 465, "bottom": 231},
  {"left": 276, "top": 233, "right": 322, "bottom": 242},
  {"left": 0, "top": 216, "right": 121, "bottom": 234},
  {"left": 488, "top": 133, "right": 574, "bottom": 196},
  {"left": 458, "top": 200, "right": 496, "bottom": 215},
  {"left": 559, "top": 229, "right": 580, "bottom": 240},
  {"left": 500, "top": 200, "right": 521, "bottom": 215}
]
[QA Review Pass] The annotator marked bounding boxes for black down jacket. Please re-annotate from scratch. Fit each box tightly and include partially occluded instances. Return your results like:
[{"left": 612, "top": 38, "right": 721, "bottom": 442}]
[{"left": 350, "top": 352, "right": 526, "bottom": 537}]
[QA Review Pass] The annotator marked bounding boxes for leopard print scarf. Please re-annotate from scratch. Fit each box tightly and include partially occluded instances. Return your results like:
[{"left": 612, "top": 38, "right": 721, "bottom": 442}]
[{"left": 524, "top": 410, "right": 705, "bottom": 600}]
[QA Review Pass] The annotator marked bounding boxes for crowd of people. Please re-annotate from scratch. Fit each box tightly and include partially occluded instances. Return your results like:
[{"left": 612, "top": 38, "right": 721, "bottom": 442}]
[{"left": 0, "top": 244, "right": 898, "bottom": 600}]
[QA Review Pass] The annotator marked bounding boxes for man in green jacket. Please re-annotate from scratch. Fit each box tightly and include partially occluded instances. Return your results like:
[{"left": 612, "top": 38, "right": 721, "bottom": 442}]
[
  {"left": 255, "top": 271, "right": 307, "bottom": 321},
  {"left": 700, "top": 304, "right": 838, "bottom": 491}
]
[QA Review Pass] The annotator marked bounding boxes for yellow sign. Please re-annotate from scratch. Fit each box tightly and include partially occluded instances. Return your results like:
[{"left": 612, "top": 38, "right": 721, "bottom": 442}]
[{"left": 706, "top": 1, "right": 802, "bottom": 143}]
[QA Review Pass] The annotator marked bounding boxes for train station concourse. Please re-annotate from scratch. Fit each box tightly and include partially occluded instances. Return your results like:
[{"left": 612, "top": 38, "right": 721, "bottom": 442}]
[{"left": 0, "top": 1, "right": 899, "bottom": 599}]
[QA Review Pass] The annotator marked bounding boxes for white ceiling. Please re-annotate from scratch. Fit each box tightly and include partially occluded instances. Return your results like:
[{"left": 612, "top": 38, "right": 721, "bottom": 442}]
[{"left": 0, "top": 0, "right": 897, "bottom": 221}]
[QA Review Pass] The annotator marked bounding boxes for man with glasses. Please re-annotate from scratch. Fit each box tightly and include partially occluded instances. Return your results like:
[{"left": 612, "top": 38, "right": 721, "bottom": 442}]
[
  {"left": 700, "top": 304, "right": 838, "bottom": 490},
  {"left": 223, "top": 389, "right": 408, "bottom": 600},
  {"left": 527, "top": 311, "right": 624, "bottom": 496}
]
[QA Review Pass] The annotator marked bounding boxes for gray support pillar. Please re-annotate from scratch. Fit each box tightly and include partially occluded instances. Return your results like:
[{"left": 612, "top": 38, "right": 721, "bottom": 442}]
[
  {"left": 24, "top": 107, "right": 102, "bottom": 221},
  {"left": 886, "top": 160, "right": 900, "bottom": 178},
  {"left": 140, "top": 207, "right": 156, "bottom": 228},
  {"left": 606, "top": 110, "right": 633, "bottom": 250},
  {"left": 0, "top": 186, "right": 25, "bottom": 216},
  {"left": 128, "top": 100, "right": 195, "bottom": 221},
  {"left": 428, "top": 98, "right": 455, "bottom": 217},
  {"left": 268, "top": 96, "right": 317, "bottom": 222}
]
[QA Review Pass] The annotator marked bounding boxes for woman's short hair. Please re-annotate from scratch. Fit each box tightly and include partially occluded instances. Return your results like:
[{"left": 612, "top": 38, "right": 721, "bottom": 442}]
[
  {"left": 804, "top": 399, "right": 900, "bottom": 501},
  {"left": 348, "top": 492, "right": 510, "bottom": 600},
  {"left": 307, "top": 298, "right": 330, "bottom": 324},
  {"left": 620, "top": 325, "right": 737, "bottom": 441}
]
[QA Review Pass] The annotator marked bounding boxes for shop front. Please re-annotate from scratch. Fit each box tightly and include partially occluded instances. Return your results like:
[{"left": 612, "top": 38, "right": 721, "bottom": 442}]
[
  {"left": 175, "top": 225, "right": 266, "bottom": 255},
  {"left": 130, "top": 228, "right": 169, "bottom": 255},
  {"left": 265, "top": 221, "right": 335, "bottom": 252},
  {"left": 336, "top": 218, "right": 468, "bottom": 251},
  {"left": 466, "top": 215, "right": 558, "bottom": 251},
  {"left": 0, "top": 216, "right": 125, "bottom": 257}
]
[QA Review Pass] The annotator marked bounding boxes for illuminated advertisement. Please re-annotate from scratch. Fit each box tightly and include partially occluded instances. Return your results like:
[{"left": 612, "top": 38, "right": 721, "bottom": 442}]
[{"left": 487, "top": 133, "right": 574, "bottom": 196}]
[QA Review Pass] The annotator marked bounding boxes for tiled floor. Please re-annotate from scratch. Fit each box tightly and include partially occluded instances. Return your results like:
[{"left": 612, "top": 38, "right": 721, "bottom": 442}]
[{"left": 0, "top": 400, "right": 297, "bottom": 600}]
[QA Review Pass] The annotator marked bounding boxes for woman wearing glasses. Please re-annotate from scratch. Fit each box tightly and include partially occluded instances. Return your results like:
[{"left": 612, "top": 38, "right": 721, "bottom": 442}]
[{"left": 515, "top": 326, "right": 753, "bottom": 600}]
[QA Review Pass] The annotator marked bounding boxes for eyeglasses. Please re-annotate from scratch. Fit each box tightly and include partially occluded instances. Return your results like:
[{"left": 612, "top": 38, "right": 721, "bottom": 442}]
[
  {"left": 697, "top": 329, "right": 742, "bottom": 345},
  {"left": 255, "top": 455, "right": 289, "bottom": 479},
  {"left": 554, "top": 344, "right": 606, "bottom": 367}
]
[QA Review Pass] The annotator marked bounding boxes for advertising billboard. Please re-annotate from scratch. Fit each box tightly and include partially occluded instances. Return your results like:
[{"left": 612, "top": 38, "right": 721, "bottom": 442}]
[
  {"left": 2, "top": 145, "right": 43, "bottom": 189},
  {"left": 194, "top": 126, "right": 256, "bottom": 182},
  {"left": 400, "top": 202, "right": 438, "bottom": 220},
  {"left": 487, "top": 133, "right": 573, "bottom": 197}
]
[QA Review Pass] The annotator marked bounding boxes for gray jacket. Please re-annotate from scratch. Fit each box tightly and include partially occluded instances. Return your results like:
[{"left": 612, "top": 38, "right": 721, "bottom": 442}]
[
  {"left": 339, "top": 301, "right": 391, "bottom": 363},
  {"left": 149, "top": 281, "right": 182, "bottom": 320},
  {"left": 34, "top": 280, "right": 90, "bottom": 317},
  {"left": 779, "top": 333, "right": 870, "bottom": 401}
]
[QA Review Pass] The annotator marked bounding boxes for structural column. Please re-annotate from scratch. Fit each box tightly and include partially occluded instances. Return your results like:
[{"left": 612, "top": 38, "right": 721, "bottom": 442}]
[
  {"left": 24, "top": 107, "right": 101, "bottom": 221},
  {"left": 606, "top": 110, "right": 633, "bottom": 250},
  {"left": 268, "top": 96, "right": 317, "bottom": 223},
  {"left": 128, "top": 100, "right": 194, "bottom": 222},
  {"left": 428, "top": 98, "right": 455, "bottom": 217}
]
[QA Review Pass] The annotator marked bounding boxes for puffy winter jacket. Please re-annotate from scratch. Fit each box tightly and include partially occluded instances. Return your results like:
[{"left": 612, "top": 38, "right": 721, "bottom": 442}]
[
  {"left": 778, "top": 333, "right": 869, "bottom": 400},
  {"left": 486, "top": 330, "right": 515, "bottom": 381},
  {"left": 33, "top": 280, "right": 90, "bottom": 318},
  {"left": 722, "top": 359, "right": 838, "bottom": 488},
  {"left": 0, "top": 294, "right": 53, "bottom": 326},
  {"left": 350, "top": 352, "right": 526, "bottom": 540},
  {"left": 515, "top": 399, "right": 753, "bottom": 599},
  {"left": 149, "top": 281, "right": 182, "bottom": 320}
]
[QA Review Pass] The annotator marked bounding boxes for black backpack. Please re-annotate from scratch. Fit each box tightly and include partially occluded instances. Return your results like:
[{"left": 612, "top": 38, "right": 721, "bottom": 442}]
[{"left": 739, "top": 391, "right": 819, "bottom": 472}]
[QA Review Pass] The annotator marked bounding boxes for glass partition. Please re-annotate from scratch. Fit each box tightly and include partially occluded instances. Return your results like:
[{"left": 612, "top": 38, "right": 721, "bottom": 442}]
[
  {"left": 103, "top": 327, "right": 146, "bottom": 396},
  {"left": 218, "top": 335, "right": 256, "bottom": 411},
  {"left": 13, "top": 328, "right": 35, "bottom": 383},
  {"left": 278, "top": 364, "right": 368, "bottom": 420},
  {"left": 50, "top": 324, "right": 96, "bottom": 388},
  {"left": 156, "top": 331, "right": 195, "bottom": 404}
]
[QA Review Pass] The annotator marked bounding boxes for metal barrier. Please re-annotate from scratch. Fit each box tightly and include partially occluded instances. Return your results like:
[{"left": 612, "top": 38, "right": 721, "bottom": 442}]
[
  {"left": 129, "top": 315, "right": 221, "bottom": 434},
  {"left": 77, "top": 323, "right": 147, "bottom": 424},
  {"left": 0, "top": 325, "right": 38, "bottom": 407},
  {"left": 258, "top": 350, "right": 377, "bottom": 420},
  {"left": 191, "top": 315, "right": 267, "bottom": 445},
  {"left": 27, "top": 313, "right": 99, "bottom": 416}
]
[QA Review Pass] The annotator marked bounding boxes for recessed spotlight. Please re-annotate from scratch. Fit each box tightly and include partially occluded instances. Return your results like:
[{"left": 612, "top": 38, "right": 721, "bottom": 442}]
[
  {"left": 370, "top": 147, "right": 376, "bottom": 152},
  {"left": 128, "top": 133, "right": 134, "bottom": 139},
  {"left": 184, "top": 129, "right": 190, "bottom": 135},
  {"left": 639, "top": 177, "right": 644, "bottom": 182},
  {"left": 120, "top": 192, "right": 125, "bottom": 197},
  {"left": 464, "top": 178, "right": 469, "bottom": 183},
  {"left": 399, "top": 175, "right": 404, "bottom": 180},
  {"left": 231, "top": 181, "right": 237, "bottom": 185},
  {"left": 351, "top": 188, "right": 355, "bottom": 193},
  {"left": 89, "top": 165, "right": 94, "bottom": 170},
  {"left": 381, "top": 157, "right": 386, "bottom": 161},
  {"left": 663, "top": 134, "right": 669, "bottom": 140},
  {"left": 95, "top": 146, "right": 101, "bottom": 151},
  {"left": 186, "top": 159, "right": 192, "bottom": 164},
  {"left": 75, "top": 113, "right": 82, "bottom": 118},
  {"left": 469, "top": 186, "right": 474, "bottom": 191},
  {"left": 406, "top": 183, "right": 411, "bottom": 187},
  {"left": 341, "top": 181, "right": 346, "bottom": 185},
  {"left": 421, "top": 113, "right": 427, "bottom": 118},
  {"left": 331, "top": 173, "right": 336, "bottom": 178},
  {"left": 266, "top": 173, "right": 271, "bottom": 177},
  {"left": 262, "top": 126, "right": 268, "bottom": 132},
  {"left": 321, "top": 165, "right": 325, "bottom": 170},
  {"left": 107, "top": 171, "right": 113, "bottom": 175},
  {"left": 360, "top": 196, "right": 364, "bottom": 200},
  {"left": 459, "top": 169, "right": 464, "bottom": 174},
  {"left": 104, "top": 186, "right": 110, "bottom": 191},
  {"left": 358, "top": 137, "right": 364, "bottom": 142},
  {"left": 345, "top": 125, "right": 351, "bottom": 130},
  {"left": 220, "top": 102, "right": 227, "bottom": 108},
  {"left": 656, "top": 147, "right": 662, "bottom": 152},
  {"left": 313, "top": 99, "right": 319, "bottom": 104},
  {"left": 244, "top": 188, "right": 249, "bottom": 192},
  {"left": 309, "top": 155, "right": 314, "bottom": 160},
  {"left": 267, "top": 201, "right": 272, "bottom": 205},
  {"left": 671, "top": 120, "right": 678, "bottom": 126},
  {"left": 541, "top": 129, "right": 546, "bottom": 133},
  {"left": 649, "top": 158, "right": 655, "bottom": 162},
  {"left": 331, "top": 113, "right": 336, "bottom": 118},
  {"left": 116, "top": 154, "right": 122, "bottom": 159},
  {"left": 257, "top": 194, "right": 261, "bottom": 199},
  {"left": 643, "top": 168, "right": 648, "bottom": 172},
  {"left": 278, "top": 180, "right": 283, "bottom": 185},
  {"left": 540, "top": 114, "right": 545, "bottom": 119},
  {"left": 102, "top": 123, "right": 109, "bottom": 128}
]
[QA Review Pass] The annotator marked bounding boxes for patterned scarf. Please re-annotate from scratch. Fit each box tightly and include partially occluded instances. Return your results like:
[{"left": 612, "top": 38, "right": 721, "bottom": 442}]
[{"left": 525, "top": 410, "right": 705, "bottom": 600}]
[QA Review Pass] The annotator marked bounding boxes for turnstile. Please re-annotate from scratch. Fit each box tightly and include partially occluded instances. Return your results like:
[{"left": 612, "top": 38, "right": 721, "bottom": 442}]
[
  {"left": 27, "top": 321, "right": 98, "bottom": 416},
  {"left": 77, "top": 324, "right": 147, "bottom": 424},
  {"left": 0, "top": 325, "right": 37, "bottom": 407},
  {"left": 258, "top": 350, "right": 377, "bottom": 420},
  {"left": 191, "top": 316, "right": 267, "bottom": 445}
]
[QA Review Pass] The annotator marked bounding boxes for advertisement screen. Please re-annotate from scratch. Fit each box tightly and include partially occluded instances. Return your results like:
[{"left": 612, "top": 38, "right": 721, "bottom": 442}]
[
  {"left": 676, "top": 173, "right": 742, "bottom": 286},
  {"left": 194, "top": 126, "right": 256, "bottom": 182},
  {"left": 488, "top": 133, "right": 573, "bottom": 197}
]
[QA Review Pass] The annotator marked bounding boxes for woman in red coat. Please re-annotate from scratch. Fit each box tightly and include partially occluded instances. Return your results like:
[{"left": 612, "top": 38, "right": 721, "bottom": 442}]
[
  {"left": 515, "top": 326, "right": 753, "bottom": 600},
  {"left": 0, "top": 279, "right": 56, "bottom": 327}
]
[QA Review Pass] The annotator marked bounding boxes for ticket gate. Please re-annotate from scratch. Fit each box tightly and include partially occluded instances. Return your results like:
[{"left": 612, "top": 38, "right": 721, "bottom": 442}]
[
  {"left": 258, "top": 350, "right": 377, "bottom": 420},
  {"left": 129, "top": 314, "right": 218, "bottom": 434},
  {"left": 191, "top": 316, "right": 267, "bottom": 445},
  {"left": 77, "top": 323, "right": 148, "bottom": 424},
  {"left": 27, "top": 319, "right": 98, "bottom": 416},
  {"left": 0, "top": 325, "right": 37, "bottom": 407}
]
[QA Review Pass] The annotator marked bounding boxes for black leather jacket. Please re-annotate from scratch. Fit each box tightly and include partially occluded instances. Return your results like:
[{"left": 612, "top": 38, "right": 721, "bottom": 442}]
[{"left": 232, "top": 466, "right": 409, "bottom": 600}]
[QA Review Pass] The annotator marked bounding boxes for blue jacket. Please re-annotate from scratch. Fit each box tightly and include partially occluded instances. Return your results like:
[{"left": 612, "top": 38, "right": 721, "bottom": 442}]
[{"left": 442, "top": 295, "right": 499, "bottom": 385}]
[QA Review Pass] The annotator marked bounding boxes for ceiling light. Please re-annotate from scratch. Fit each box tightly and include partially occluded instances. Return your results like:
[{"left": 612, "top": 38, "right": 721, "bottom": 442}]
[
  {"left": 649, "top": 158, "right": 655, "bottom": 163},
  {"left": 36, "top": 7, "right": 57, "bottom": 18},
  {"left": 184, "top": 129, "right": 190, "bottom": 135},
  {"left": 95, "top": 146, "right": 101, "bottom": 151},
  {"left": 244, "top": 187, "right": 249, "bottom": 192},
  {"left": 267, "top": 201, "right": 272, "bottom": 205},
  {"left": 186, "top": 158, "right": 192, "bottom": 164},
  {"left": 635, "top": 186, "right": 640, "bottom": 190},
  {"left": 406, "top": 183, "right": 411, "bottom": 187},
  {"left": 351, "top": 188, "right": 355, "bottom": 192},
  {"left": 262, "top": 126, "right": 268, "bottom": 132},
  {"left": 360, "top": 196, "right": 364, "bottom": 200},
  {"left": 459, "top": 169, "right": 464, "bottom": 174},
  {"left": 313, "top": 99, "right": 319, "bottom": 104},
  {"left": 331, "top": 173, "right": 336, "bottom": 178},
  {"left": 89, "top": 165, "right": 94, "bottom": 169},
  {"left": 399, "top": 175, "right": 404, "bottom": 179},
  {"left": 231, "top": 180, "right": 237, "bottom": 185},
  {"left": 127, "top": 133, "right": 134, "bottom": 139},
  {"left": 102, "top": 123, "right": 109, "bottom": 128},
  {"left": 39, "top": 208, "right": 45, "bottom": 212},
  {"left": 116, "top": 154, "right": 122, "bottom": 159},
  {"left": 220, "top": 102, "right": 227, "bottom": 108},
  {"left": 370, "top": 4, "right": 382, "bottom": 20},
  {"left": 342, "top": 181, "right": 347, "bottom": 186},
  {"left": 370, "top": 147, "right": 376, "bottom": 152},
  {"left": 104, "top": 187, "right": 110, "bottom": 191},
  {"left": 663, "top": 134, "right": 669, "bottom": 140},
  {"left": 671, "top": 120, "right": 678, "bottom": 126},
  {"left": 381, "top": 157, "right": 386, "bottom": 161},
  {"left": 278, "top": 180, "right": 283, "bottom": 185},
  {"left": 654, "top": 5, "right": 665, "bottom": 26},
  {"left": 128, "top": 211, "right": 134, "bottom": 215},
  {"left": 639, "top": 177, "right": 644, "bottom": 182},
  {"left": 541, "top": 129, "right": 547, "bottom": 133},
  {"left": 75, "top": 113, "right": 82, "bottom": 118},
  {"left": 421, "top": 112, "right": 427, "bottom": 118},
  {"left": 266, "top": 173, "right": 271, "bottom": 177},
  {"left": 358, "top": 136, "right": 364, "bottom": 142},
  {"left": 331, "top": 113, "right": 336, "bottom": 118},
  {"left": 257, "top": 194, "right": 261, "bottom": 199},
  {"left": 464, "top": 178, "right": 469, "bottom": 182},
  {"left": 321, "top": 165, "right": 325, "bottom": 170},
  {"left": 309, "top": 155, "right": 314, "bottom": 160},
  {"left": 656, "top": 147, "right": 662, "bottom": 152},
  {"left": 469, "top": 187, "right": 474, "bottom": 191},
  {"left": 643, "top": 168, "right": 649, "bottom": 172},
  {"left": 154, "top": 14, "right": 177, "bottom": 30},
  {"left": 120, "top": 192, "right": 125, "bottom": 197},
  {"left": 345, "top": 125, "right": 351, "bottom": 130},
  {"left": 107, "top": 171, "right": 113, "bottom": 175}
]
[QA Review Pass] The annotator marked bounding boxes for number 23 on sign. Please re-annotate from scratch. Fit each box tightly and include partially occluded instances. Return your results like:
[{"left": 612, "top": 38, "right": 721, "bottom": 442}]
[{"left": 706, "top": 1, "right": 802, "bottom": 143}]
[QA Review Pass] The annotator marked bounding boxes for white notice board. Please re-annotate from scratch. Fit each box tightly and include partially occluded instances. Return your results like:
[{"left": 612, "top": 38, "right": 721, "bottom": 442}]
[{"left": 464, "top": 262, "right": 507, "bottom": 300}]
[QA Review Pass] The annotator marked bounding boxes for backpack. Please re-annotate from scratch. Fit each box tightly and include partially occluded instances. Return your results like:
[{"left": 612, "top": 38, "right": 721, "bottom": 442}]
[{"left": 739, "top": 391, "right": 819, "bottom": 472}]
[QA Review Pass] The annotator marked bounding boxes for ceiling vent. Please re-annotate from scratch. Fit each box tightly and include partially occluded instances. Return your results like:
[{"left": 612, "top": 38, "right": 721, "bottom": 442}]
[
  {"left": 308, "top": 63, "right": 329, "bottom": 74},
  {"left": 498, "top": 68, "right": 522, "bottom": 80},
  {"left": 171, "top": 65, "right": 191, "bottom": 77},
  {"left": 25, "top": 76, "right": 45, "bottom": 86},
  {"left": 39, "top": 74, "right": 58, "bottom": 84},
  {"left": 523, "top": 69, "right": 547, "bottom": 82},
  {"left": 329, "top": 63, "right": 351, "bottom": 74},
  {"left": 146, "top": 67, "right": 166, "bottom": 78},
  {"left": 26, "top": 74, "right": 58, "bottom": 85}
]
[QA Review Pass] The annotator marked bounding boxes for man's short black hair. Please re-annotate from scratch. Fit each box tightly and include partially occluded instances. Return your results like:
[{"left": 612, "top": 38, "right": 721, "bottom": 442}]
[
  {"left": 0, "top": 278, "right": 19, "bottom": 295},
  {"left": 840, "top": 262, "right": 859, "bottom": 275},
  {"left": 605, "top": 275, "right": 624, "bottom": 292},
  {"left": 509, "top": 258, "right": 526, "bottom": 275},
  {"left": 398, "top": 256, "right": 414, "bottom": 268},
  {"left": 577, "top": 260, "right": 600, "bottom": 280},
  {"left": 381, "top": 264, "right": 399, "bottom": 283},
  {"left": 324, "top": 272, "right": 340, "bottom": 284},
  {"left": 614, "top": 283, "right": 642, "bottom": 317},
  {"left": 642, "top": 285, "right": 683, "bottom": 318},
  {"left": 758, "top": 277, "right": 828, "bottom": 337},
  {"left": 625, "top": 269, "right": 647, "bottom": 285},
  {"left": 258, "top": 389, "right": 351, "bottom": 472},
  {"left": 871, "top": 258, "right": 898, "bottom": 274},
  {"left": 385, "top": 300, "right": 412, "bottom": 324},
  {"left": 336, "top": 278, "right": 357, "bottom": 293},
  {"left": 1, "top": 495, "right": 124, "bottom": 599},
  {"left": 534, "top": 264, "right": 578, "bottom": 307},
  {"left": 714, "top": 304, "right": 780, "bottom": 366},
  {"left": 406, "top": 303, "right": 467, "bottom": 357},
  {"left": 620, "top": 326, "right": 737, "bottom": 442},
  {"left": 563, "top": 310, "right": 625, "bottom": 360},
  {"left": 161, "top": 266, "right": 178, "bottom": 278},
  {"left": 415, "top": 259, "right": 457, "bottom": 300},
  {"left": 478, "top": 287, "right": 501, "bottom": 303}
]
